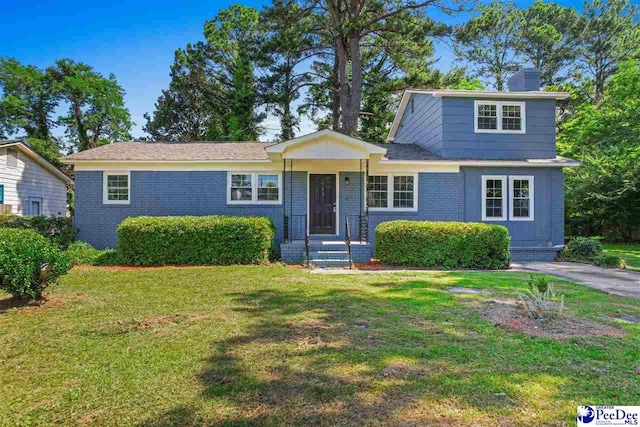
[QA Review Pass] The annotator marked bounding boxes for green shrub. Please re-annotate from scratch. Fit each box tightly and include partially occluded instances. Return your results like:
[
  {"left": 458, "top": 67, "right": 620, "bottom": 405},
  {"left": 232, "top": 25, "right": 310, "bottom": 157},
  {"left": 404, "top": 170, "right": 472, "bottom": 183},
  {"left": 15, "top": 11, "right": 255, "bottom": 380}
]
[
  {"left": 117, "top": 216, "right": 275, "bottom": 266},
  {"left": 591, "top": 253, "right": 625, "bottom": 269},
  {"left": 565, "top": 237, "right": 603, "bottom": 258},
  {"left": 66, "top": 241, "right": 119, "bottom": 266},
  {"left": 375, "top": 220, "right": 510, "bottom": 269},
  {"left": 0, "top": 229, "right": 71, "bottom": 299},
  {"left": 0, "top": 215, "right": 77, "bottom": 248},
  {"left": 560, "top": 236, "right": 624, "bottom": 268}
]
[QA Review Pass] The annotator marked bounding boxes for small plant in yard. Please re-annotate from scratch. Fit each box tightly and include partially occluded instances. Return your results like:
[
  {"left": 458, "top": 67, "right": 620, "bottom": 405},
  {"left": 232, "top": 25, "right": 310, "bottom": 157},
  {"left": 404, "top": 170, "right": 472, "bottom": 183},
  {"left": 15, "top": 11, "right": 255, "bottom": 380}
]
[
  {"left": 0, "top": 228, "right": 71, "bottom": 300},
  {"left": 516, "top": 275, "right": 565, "bottom": 321}
]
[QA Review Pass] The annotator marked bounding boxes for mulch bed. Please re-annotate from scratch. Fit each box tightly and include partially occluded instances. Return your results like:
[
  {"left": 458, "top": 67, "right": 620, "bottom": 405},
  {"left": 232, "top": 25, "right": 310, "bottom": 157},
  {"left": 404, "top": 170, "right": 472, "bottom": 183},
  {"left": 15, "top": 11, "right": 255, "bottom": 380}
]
[{"left": 484, "top": 301, "right": 625, "bottom": 339}]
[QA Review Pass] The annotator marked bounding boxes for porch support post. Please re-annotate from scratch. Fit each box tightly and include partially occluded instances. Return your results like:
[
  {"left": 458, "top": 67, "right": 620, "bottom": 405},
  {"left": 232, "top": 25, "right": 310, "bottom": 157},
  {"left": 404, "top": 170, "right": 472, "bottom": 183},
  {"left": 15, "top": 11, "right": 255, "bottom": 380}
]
[
  {"left": 290, "top": 159, "right": 293, "bottom": 236},
  {"left": 283, "top": 158, "right": 287, "bottom": 242}
]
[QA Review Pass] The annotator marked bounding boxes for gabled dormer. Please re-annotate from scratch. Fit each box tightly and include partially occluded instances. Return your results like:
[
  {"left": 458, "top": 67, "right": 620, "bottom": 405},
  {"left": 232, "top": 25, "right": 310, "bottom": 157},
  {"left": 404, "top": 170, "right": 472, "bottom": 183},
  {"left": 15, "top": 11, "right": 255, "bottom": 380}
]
[{"left": 388, "top": 69, "right": 570, "bottom": 160}]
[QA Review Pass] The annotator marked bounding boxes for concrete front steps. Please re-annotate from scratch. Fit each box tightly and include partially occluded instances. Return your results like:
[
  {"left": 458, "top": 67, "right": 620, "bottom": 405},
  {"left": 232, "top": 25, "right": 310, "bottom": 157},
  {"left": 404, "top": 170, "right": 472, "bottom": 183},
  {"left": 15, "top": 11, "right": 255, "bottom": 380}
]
[{"left": 280, "top": 240, "right": 372, "bottom": 267}]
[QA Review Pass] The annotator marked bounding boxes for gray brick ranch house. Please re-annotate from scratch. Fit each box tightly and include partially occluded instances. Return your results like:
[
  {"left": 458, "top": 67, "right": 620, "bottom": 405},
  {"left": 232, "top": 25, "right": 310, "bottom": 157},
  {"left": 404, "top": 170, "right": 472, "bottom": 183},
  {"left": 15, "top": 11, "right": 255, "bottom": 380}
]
[{"left": 62, "top": 68, "right": 579, "bottom": 265}]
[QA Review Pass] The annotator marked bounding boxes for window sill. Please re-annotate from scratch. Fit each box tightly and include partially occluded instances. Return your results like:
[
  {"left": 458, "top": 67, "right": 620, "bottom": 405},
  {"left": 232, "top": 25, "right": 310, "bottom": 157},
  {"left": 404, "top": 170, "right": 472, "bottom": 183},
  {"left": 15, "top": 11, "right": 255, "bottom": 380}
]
[
  {"left": 369, "top": 207, "right": 418, "bottom": 213},
  {"left": 103, "top": 201, "right": 130, "bottom": 205},
  {"left": 509, "top": 217, "right": 534, "bottom": 222},
  {"left": 227, "top": 201, "right": 282, "bottom": 206},
  {"left": 474, "top": 129, "right": 526, "bottom": 134}
]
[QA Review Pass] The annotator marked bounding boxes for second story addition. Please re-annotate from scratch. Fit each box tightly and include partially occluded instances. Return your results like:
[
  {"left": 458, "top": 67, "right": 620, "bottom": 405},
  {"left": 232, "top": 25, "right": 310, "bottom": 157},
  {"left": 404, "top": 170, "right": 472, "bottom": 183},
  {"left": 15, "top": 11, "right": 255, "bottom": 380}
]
[{"left": 387, "top": 69, "right": 570, "bottom": 160}]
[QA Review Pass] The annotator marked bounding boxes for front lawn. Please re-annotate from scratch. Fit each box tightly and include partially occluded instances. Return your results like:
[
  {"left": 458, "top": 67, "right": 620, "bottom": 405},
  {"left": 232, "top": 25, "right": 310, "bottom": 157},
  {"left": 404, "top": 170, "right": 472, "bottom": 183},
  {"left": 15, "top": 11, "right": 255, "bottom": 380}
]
[
  {"left": 1, "top": 266, "right": 639, "bottom": 425},
  {"left": 604, "top": 243, "right": 640, "bottom": 270}
]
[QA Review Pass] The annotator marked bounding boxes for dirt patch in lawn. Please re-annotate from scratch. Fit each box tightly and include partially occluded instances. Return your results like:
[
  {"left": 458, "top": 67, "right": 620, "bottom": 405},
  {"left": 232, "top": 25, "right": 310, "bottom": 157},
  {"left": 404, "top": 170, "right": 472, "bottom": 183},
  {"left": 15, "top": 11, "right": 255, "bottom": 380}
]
[
  {"left": 0, "top": 292, "right": 87, "bottom": 314},
  {"left": 484, "top": 301, "right": 625, "bottom": 339},
  {"left": 88, "top": 313, "right": 210, "bottom": 335}
]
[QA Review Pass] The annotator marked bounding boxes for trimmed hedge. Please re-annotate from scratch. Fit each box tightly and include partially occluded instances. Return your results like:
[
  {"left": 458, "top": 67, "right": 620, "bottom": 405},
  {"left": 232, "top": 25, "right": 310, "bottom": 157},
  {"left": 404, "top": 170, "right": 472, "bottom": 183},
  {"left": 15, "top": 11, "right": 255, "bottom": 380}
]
[
  {"left": 117, "top": 215, "right": 275, "bottom": 266},
  {"left": 0, "top": 228, "right": 71, "bottom": 299},
  {"left": 375, "top": 220, "right": 510, "bottom": 269},
  {"left": 0, "top": 215, "right": 77, "bottom": 248}
]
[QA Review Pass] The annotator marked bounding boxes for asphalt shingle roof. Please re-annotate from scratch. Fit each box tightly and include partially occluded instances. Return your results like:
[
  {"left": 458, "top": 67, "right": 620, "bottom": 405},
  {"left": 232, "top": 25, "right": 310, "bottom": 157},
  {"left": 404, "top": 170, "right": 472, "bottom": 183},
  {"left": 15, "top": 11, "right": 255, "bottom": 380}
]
[
  {"left": 373, "top": 143, "right": 441, "bottom": 160},
  {"left": 62, "top": 141, "right": 275, "bottom": 161}
]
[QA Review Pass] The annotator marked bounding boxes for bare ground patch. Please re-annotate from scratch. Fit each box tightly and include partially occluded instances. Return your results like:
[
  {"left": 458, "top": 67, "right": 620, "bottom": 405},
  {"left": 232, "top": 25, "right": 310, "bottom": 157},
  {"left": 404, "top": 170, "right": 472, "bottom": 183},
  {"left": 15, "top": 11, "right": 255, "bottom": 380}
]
[
  {"left": 483, "top": 301, "right": 625, "bottom": 339},
  {"left": 0, "top": 292, "right": 88, "bottom": 314},
  {"left": 87, "top": 313, "right": 210, "bottom": 335}
]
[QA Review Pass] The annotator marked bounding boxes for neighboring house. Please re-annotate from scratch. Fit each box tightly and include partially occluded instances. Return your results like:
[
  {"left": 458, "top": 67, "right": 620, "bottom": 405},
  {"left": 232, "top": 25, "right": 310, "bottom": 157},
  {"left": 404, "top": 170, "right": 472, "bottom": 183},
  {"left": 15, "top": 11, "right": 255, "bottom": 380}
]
[
  {"left": 0, "top": 140, "right": 73, "bottom": 217},
  {"left": 62, "top": 68, "right": 579, "bottom": 264}
]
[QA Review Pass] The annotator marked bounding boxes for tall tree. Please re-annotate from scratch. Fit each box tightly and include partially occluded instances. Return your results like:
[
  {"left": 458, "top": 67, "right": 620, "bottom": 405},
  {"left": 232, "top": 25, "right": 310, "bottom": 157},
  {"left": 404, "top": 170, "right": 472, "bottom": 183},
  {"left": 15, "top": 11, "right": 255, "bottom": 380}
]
[
  {"left": 307, "top": 0, "right": 464, "bottom": 136},
  {"left": 575, "top": 0, "right": 639, "bottom": 102},
  {"left": 259, "top": 0, "right": 316, "bottom": 141},
  {"left": 0, "top": 58, "right": 59, "bottom": 141},
  {"left": 144, "top": 44, "right": 223, "bottom": 140},
  {"left": 48, "top": 59, "right": 132, "bottom": 152},
  {"left": 518, "top": 0, "right": 579, "bottom": 87},
  {"left": 455, "top": 1, "right": 522, "bottom": 90},
  {"left": 204, "top": 4, "right": 265, "bottom": 140},
  {"left": 559, "top": 61, "right": 640, "bottom": 240}
]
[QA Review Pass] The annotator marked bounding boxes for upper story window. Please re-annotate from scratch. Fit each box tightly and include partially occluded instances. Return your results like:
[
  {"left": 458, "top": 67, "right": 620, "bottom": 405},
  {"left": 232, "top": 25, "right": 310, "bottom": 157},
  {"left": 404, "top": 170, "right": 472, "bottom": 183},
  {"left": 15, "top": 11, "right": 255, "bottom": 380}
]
[
  {"left": 103, "top": 172, "right": 130, "bottom": 205},
  {"left": 228, "top": 172, "right": 281, "bottom": 204},
  {"left": 475, "top": 101, "right": 525, "bottom": 134},
  {"left": 367, "top": 174, "right": 418, "bottom": 211}
]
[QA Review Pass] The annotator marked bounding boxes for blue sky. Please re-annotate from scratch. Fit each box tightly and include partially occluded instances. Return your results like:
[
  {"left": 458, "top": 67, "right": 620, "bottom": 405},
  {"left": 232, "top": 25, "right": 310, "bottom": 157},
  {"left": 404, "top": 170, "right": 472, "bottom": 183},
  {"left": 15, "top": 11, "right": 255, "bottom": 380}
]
[{"left": 2, "top": 0, "right": 588, "bottom": 141}]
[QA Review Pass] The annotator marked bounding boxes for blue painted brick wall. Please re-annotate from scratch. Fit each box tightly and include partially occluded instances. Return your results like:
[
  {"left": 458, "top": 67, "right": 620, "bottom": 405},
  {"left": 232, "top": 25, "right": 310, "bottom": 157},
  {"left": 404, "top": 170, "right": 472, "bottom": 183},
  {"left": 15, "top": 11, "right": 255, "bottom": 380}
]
[
  {"left": 75, "top": 171, "right": 286, "bottom": 249},
  {"left": 369, "top": 172, "right": 464, "bottom": 247}
]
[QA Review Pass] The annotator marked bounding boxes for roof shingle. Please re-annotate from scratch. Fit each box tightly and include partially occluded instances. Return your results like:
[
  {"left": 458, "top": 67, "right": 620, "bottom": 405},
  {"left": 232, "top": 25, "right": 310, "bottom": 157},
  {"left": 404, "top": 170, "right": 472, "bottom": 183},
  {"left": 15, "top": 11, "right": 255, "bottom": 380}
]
[{"left": 62, "top": 141, "right": 275, "bottom": 161}]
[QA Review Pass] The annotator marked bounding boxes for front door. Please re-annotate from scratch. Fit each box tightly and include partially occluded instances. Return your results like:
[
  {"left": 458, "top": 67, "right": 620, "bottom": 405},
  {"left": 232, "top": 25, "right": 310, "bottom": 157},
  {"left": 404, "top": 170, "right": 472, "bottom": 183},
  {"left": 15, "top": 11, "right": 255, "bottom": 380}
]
[{"left": 309, "top": 174, "right": 336, "bottom": 234}]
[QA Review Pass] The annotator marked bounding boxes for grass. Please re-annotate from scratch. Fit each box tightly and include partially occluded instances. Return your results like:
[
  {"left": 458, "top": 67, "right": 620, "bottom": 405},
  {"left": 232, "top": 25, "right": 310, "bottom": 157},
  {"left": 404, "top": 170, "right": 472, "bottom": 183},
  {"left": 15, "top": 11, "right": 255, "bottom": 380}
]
[
  {"left": 603, "top": 243, "right": 640, "bottom": 270},
  {"left": 1, "top": 266, "right": 639, "bottom": 426}
]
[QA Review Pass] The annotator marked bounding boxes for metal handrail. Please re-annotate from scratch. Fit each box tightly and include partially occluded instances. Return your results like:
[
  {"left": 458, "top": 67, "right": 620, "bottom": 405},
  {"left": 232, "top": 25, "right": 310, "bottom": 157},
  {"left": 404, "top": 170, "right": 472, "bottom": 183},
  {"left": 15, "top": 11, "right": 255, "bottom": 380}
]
[
  {"left": 304, "top": 221, "right": 310, "bottom": 269},
  {"left": 345, "top": 215, "right": 353, "bottom": 269},
  {"left": 345, "top": 214, "right": 368, "bottom": 243}
]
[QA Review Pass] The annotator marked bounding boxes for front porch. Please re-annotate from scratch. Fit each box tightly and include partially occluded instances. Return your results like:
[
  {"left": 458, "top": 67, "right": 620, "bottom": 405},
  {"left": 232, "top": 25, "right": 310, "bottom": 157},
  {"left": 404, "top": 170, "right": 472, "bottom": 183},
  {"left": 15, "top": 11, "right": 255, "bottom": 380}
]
[
  {"left": 279, "top": 170, "right": 374, "bottom": 266},
  {"left": 265, "top": 131, "right": 385, "bottom": 266}
]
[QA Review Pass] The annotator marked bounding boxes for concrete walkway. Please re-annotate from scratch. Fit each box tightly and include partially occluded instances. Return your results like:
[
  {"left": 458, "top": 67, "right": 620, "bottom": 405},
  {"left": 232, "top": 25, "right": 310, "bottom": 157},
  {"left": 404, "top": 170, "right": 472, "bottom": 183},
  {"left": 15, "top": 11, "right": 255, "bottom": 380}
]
[{"left": 512, "top": 262, "right": 640, "bottom": 299}]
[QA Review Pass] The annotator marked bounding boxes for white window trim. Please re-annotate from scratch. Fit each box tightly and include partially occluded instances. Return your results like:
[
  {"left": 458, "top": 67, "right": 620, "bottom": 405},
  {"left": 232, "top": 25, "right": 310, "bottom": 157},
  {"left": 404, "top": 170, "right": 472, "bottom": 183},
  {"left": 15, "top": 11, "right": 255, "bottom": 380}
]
[
  {"left": 509, "top": 175, "right": 534, "bottom": 221},
  {"left": 474, "top": 100, "right": 526, "bottom": 134},
  {"left": 227, "top": 172, "right": 282, "bottom": 205},
  {"left": 481, "top": 175, "right": 507, "bottom": 221},
  {"left": 103, "top": 171, "right": 131, "bottom": 205},
  {"left": 368, "top": 173, "right": 419, "bottom": 212}
]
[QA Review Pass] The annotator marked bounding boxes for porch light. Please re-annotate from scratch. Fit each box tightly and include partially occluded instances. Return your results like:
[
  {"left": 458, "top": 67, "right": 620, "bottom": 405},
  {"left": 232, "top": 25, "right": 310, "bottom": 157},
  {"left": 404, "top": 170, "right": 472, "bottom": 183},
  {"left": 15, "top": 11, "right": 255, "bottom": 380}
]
[{"left": 345, "top": 177, "right": 350, "bottom": 185}]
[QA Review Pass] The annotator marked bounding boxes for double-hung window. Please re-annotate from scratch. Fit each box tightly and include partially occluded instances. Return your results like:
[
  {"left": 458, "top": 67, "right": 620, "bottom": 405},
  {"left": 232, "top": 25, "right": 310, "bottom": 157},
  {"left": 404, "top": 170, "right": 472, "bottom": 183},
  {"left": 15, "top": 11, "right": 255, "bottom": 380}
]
[
  {"left": 228, "top": 172, "right": 281, "bottom": 204},
  {"left": 103, "top": 172, "right": 130, "bottom": 205},
  {"left": 482, "top": 176, "right": 507, "bottom": 221},
  {"left": 482, "top": 175, "right": 535, "bottom": 221},
  {"left": 367, "top": 174, "right": 417, "bottom": 211},
  {"left": 509, "top": 176, "right": 534, "bottom": 221},
  {"left": 475, "top": 101, "right": 525, "bottom": 133}
]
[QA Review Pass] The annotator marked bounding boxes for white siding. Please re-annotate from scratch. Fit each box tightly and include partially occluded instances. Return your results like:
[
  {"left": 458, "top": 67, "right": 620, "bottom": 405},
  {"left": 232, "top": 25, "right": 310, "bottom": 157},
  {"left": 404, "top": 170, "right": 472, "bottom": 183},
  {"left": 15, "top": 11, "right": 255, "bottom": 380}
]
[{"left": 0, "top": 148, "right": 68, "bottom": 217}]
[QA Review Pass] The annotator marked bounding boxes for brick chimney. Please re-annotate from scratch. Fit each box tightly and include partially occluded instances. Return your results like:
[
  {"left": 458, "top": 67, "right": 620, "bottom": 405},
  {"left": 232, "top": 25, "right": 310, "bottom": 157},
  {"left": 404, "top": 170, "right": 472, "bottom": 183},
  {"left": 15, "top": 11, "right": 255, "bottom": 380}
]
[{"left": 507, "top": 68, "right": 541, "bottom": 91}]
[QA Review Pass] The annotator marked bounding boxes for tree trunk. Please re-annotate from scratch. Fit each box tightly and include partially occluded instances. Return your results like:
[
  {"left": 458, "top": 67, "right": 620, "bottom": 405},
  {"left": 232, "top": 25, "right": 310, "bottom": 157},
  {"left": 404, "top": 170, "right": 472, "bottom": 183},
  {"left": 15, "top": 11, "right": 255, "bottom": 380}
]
[
  {"left": 331, "top": 56, "right": 341, "bottom": 131},
  {"left": 341, "top": 31, "right": 362, "bottom": 137},
  {"left": 72, "top": 101, "right": 90, "bottom": 151},
  {"left": 335, "top": 36, "right": 350, "bottom": 135}
]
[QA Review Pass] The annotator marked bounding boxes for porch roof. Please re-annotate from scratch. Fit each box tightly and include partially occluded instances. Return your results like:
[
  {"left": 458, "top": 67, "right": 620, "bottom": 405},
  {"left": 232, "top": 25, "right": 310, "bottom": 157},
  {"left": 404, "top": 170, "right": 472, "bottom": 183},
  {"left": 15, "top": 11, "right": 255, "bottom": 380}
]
[{"left": 265, "top": 129, "right": 387, "bottom": 160}]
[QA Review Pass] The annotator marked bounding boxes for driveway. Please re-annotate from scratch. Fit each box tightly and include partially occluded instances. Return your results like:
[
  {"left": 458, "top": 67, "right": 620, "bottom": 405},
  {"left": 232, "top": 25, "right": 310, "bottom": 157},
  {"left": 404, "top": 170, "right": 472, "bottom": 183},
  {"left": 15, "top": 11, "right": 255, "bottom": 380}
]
[{"left": 512, "top": 262, "right": 640, "bottom": 299}]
